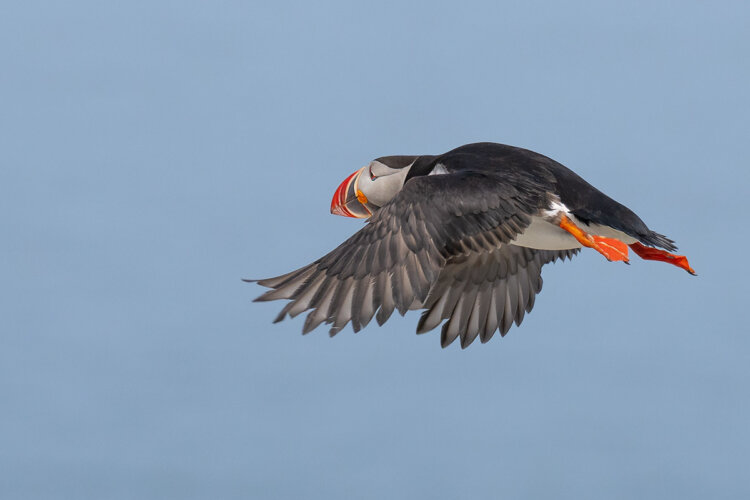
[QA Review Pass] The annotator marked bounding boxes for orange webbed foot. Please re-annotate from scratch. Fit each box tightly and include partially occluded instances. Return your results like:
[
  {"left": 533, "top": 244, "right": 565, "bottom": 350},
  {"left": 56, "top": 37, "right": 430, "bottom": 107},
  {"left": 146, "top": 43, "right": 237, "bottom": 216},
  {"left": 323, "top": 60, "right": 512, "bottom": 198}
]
[
  {"left": 592, "top": 236, "right": 630, "bottom": 262},
  {"left": 559, "top": 215, "right": 629, "bottom": 263},
  {"left": 629, "top": 242, "right": 696, "bottom": 275}
]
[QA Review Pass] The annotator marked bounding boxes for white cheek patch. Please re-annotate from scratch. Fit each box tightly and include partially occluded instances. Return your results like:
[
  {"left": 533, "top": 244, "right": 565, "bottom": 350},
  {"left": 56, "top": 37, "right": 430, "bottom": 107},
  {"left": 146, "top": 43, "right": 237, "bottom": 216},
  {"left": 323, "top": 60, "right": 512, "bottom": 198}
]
[
  {"left": 361, "top": 162, "right": 415, "bottom": 207},
  {"left": 365, "top": 170, "right": 404, "bottom": 206},
  {"left": 429, "top": 163, "right": 449, "bottom": 176}
]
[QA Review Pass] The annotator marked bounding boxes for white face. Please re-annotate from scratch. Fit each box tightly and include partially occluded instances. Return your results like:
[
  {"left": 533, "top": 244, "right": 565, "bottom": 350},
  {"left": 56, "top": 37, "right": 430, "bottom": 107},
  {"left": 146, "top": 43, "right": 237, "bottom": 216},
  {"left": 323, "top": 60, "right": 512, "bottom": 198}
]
[{"left": 356, "top": 160, "right": 413, "bottom": 208}]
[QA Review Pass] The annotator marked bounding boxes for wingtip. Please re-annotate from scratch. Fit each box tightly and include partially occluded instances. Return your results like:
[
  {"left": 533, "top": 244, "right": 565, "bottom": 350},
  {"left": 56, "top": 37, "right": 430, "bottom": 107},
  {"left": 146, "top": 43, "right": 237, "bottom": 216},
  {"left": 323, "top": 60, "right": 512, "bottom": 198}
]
[
  {"left": 479, "top": 330, "right": 495, "bottom": 344},
  {"left": 415, "top": 311, "right": 436, "bottom": 335}
]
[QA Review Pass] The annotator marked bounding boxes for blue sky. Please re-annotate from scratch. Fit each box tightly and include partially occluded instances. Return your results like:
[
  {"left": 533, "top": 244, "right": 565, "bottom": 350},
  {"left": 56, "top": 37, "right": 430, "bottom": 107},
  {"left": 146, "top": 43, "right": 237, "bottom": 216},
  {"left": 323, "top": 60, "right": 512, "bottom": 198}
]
[{"left": 2, "top": 1, "right": 749, "bottom": 498}]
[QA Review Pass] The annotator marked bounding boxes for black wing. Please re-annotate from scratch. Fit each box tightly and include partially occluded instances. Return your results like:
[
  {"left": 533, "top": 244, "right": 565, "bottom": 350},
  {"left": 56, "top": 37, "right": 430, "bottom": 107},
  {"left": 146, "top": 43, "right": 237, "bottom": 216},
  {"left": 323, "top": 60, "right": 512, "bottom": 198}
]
[{"left": 253, "top": 169, "right": 566, "bottom": 346}]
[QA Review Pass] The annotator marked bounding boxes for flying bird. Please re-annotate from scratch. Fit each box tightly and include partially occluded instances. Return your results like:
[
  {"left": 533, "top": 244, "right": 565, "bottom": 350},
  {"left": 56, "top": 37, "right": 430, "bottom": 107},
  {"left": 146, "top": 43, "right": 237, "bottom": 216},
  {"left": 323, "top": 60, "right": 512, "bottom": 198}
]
[{"left": 250, "top": 142, "right": 694, "bottom": 348}]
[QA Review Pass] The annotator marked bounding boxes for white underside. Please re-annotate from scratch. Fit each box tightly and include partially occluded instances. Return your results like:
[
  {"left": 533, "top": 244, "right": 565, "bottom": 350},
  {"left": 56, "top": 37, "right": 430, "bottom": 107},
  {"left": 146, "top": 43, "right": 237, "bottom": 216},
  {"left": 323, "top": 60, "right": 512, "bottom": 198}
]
[{"left": 510, "top": 216, "right": 637, "bottom": 250}]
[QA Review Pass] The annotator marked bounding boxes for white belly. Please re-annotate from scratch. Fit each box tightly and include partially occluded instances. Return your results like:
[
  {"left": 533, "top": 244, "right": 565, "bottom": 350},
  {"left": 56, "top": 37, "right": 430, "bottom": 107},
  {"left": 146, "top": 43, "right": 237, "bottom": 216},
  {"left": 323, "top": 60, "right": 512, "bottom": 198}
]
[
  {"left": 511, "top": 217, "right": 580, "bottom": 250},
  {"left": 510, "top": 216, "right": 637, "bottom": 250}
]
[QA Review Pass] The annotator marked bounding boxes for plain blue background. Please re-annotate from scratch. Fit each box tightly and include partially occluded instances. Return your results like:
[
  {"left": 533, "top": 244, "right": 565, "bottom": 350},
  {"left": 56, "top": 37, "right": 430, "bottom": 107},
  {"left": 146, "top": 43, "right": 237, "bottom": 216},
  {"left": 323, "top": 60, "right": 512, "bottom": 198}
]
[{"left": 2, "top": 1, "right": 748, "bottom": 498}]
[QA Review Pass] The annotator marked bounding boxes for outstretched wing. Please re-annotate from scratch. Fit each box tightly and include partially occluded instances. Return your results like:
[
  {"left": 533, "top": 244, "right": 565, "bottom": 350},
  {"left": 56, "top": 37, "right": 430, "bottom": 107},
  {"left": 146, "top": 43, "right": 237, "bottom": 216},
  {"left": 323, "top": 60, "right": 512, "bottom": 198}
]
[
  {"left": 252, "top": 169, "right": 554, "bottom": 343},
  {"left": 417, "top": 246, "right": 578, "bottom": 348}
]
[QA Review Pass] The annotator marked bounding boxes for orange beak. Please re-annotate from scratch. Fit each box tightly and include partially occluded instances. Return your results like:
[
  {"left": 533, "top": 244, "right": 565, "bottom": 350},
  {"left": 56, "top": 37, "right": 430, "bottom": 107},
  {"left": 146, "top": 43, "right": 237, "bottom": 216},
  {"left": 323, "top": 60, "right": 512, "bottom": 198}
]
[{"left": 330, "top": 167, "right": 372, "bottom": 218}]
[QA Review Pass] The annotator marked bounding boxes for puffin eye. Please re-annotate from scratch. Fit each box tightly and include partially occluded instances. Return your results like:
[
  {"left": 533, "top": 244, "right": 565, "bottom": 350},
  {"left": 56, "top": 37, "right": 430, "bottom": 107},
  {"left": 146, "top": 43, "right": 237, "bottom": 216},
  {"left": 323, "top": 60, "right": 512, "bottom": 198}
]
[{"left": 369, "top": 165, "right": 377, "bottom": 181}]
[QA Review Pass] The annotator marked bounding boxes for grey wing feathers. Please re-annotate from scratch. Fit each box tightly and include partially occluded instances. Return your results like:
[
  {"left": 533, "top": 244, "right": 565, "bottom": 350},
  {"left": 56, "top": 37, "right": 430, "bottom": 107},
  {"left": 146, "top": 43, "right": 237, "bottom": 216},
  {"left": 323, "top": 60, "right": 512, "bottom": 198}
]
[
  {"left": 254, "top": 205, "right": 443, "bottom": 336},
  {"left": 253, "top": 170, "right": 568, "bottom": 346},
  {"left": 416, "top": 247, "right": 578, "bottom": 348}
]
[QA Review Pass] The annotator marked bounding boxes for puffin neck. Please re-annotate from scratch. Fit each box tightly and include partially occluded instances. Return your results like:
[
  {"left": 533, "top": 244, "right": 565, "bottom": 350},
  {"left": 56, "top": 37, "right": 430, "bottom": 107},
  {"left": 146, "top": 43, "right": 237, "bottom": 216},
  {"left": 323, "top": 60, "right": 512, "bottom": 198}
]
[{"left": 404, "top": 155, "right": 438, "bottom": 182}]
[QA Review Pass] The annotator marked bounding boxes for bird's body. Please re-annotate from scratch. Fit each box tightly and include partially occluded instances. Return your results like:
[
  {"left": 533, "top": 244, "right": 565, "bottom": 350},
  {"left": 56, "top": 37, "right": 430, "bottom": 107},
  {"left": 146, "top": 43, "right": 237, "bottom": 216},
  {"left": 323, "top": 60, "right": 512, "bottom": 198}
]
[{"left": 252, "top": 142, "right": 694, "bottom": 348}]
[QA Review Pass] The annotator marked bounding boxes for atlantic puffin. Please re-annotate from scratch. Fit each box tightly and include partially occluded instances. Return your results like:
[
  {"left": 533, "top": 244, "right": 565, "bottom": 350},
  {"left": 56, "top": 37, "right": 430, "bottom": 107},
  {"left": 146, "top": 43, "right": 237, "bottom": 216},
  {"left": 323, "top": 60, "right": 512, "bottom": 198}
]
[{"left": 250, "top": 143, "right": 694, "bottom": 348}]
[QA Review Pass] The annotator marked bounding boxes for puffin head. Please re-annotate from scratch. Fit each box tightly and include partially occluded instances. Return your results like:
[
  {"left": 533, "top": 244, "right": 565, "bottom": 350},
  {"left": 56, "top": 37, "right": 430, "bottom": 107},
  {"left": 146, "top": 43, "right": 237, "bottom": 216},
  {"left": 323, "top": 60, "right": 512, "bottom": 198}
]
[{"left": 330, "top": 155, "right": 418, "bottom": 218}]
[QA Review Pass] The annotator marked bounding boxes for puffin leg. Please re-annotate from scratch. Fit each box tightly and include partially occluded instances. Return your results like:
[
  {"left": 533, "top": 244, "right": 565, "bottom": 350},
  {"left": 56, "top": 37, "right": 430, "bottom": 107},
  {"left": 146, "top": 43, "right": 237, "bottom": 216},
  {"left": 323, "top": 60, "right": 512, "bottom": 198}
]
[
  {"left": 629, "top": 242, "right": 696, "bottom": 275},
  {"left": 559, "top": 215, "right": 629, "bottom": 263}
]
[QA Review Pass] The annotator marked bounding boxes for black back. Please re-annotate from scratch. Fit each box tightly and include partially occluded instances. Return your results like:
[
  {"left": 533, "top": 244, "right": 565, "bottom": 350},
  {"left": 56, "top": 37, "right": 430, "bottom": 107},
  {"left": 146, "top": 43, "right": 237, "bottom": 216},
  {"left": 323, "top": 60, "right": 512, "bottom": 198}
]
[{"left": 406, "top": 142, "right": 675, "bottom": 250}]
